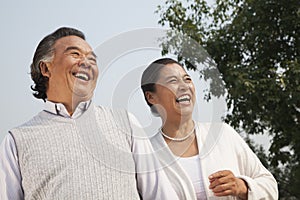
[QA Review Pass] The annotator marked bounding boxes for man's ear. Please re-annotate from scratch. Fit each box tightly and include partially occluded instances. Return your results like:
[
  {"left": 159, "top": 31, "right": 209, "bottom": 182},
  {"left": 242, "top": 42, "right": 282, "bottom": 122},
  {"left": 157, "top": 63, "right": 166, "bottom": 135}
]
[
  {"left": 145, "top": 91, "right": 156, "bottom": 105},
  {"left": 39, "top": 62, "right": 50, "bottom": 77}
]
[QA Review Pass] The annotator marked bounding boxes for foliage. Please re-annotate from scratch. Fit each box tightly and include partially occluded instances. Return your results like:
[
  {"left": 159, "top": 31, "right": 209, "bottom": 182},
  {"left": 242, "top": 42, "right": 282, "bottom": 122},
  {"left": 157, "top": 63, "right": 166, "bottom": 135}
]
[{"left": 157, "top": 0, "right": 300, "bottom": 198}]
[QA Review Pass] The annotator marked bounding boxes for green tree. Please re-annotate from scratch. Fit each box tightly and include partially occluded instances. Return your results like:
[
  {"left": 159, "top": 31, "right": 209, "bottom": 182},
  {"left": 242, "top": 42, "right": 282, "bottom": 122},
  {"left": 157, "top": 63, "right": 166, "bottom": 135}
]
[{"left": 157, "top": 0, "right": 300, "bottom": 198}]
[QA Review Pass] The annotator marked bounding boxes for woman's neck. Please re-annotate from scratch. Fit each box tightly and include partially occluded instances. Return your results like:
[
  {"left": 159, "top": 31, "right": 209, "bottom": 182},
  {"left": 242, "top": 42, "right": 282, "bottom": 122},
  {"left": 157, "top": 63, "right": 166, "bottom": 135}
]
[
  {"left": 161, "top": 117, "right": 198, "bottom": 157},
  {"left": 161, "top": 117, "right": 194, "bottom": 138}
]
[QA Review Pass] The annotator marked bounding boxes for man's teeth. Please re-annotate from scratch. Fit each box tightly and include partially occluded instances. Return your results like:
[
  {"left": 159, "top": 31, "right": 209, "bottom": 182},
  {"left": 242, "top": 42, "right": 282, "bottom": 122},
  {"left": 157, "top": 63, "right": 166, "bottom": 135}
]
[
  {"left": 176, "top": 95, "right": 190, "bottom": 102},
  {"left": 74, "top": 73, "right": 89, "bottom": 81}
]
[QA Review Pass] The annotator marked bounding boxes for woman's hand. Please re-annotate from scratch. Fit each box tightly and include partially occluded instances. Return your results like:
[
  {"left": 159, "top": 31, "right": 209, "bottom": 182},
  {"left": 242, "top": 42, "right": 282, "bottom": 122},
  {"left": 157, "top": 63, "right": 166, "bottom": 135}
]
[{"left": 208, "top": 170, "right": 248, "bottom": 200}]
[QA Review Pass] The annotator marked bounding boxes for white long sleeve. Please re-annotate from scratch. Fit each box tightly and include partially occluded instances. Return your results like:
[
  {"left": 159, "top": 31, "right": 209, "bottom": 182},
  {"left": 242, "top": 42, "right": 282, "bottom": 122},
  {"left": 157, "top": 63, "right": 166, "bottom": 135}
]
[{"left": 0, "top": 134, "right": 23, "bottom": 200}]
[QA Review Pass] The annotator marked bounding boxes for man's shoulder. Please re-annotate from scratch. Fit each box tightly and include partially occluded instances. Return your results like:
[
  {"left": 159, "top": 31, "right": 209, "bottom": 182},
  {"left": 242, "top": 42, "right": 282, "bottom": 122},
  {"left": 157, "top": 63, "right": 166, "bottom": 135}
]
[
  {"left": 93, "top": 105, "right": 131, "bottom": 128},
  {"left": 10, "top": 110, "right": 53, "bottom": 131},
  {"left": 94, "top": 104, "right": 125, "bottom": 111},
  {"left": 93, "top": 105, "right": 129, "bottom": 116}
]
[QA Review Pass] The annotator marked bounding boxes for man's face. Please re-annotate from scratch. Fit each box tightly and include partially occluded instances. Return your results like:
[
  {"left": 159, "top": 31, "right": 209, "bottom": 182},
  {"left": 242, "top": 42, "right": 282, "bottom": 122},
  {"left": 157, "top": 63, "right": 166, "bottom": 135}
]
[{"left": 44, "top": 35, "right": 99, "bottom": 106}]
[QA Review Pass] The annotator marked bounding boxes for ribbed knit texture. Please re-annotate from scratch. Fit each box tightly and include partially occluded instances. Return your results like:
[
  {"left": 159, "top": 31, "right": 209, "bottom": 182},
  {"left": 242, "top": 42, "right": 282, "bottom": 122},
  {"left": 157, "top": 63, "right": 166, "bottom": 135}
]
[{"left": 10, "top": 104, "right": 140, "bottom": 200}]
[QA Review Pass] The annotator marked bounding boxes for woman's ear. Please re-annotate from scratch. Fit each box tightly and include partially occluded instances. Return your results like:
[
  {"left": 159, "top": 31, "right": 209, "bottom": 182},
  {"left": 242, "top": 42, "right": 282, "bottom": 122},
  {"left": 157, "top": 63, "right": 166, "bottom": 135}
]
[
  {"left": 145, "top": 91, "right": 156, "bottom": 105},
  {"left": 39, "top": 62, "right": 51, "bottom": 77}
]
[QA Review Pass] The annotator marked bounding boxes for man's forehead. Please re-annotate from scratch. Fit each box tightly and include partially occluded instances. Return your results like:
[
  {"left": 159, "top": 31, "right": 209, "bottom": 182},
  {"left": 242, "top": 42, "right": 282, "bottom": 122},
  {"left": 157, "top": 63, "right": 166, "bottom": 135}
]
[{"left": 54, "top": 35, "right": 92, "bottom": 51}]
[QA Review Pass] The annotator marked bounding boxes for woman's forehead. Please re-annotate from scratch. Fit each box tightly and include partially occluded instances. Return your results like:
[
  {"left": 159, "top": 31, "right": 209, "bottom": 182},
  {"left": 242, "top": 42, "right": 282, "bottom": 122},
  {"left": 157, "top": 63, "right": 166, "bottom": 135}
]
[{"left": 158, "top": 63, "right": 188, "bottom": 77}]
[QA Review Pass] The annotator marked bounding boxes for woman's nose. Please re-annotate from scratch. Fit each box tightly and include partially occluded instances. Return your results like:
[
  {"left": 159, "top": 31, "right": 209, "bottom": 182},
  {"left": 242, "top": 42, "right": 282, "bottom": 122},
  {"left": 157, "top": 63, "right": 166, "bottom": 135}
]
[{"left": 178, "top": 80, "right": 189, "bottom": 90}]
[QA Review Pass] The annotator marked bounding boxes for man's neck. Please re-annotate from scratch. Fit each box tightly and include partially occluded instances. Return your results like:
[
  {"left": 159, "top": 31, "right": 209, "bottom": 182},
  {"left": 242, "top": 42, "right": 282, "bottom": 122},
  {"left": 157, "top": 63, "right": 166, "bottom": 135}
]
[{"left": 47, "top": 98, "right": 90, "bottom": 116}]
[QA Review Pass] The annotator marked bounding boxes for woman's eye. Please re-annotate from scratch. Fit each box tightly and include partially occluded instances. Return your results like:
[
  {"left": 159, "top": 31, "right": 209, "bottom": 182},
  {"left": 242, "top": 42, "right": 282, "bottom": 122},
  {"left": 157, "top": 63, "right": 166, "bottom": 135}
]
[
  {"left": 169, "top": 79, "right": 177, "bottom": 83},
  {"left": 185, "top": 77, "right": 192, "bottom": 82}
]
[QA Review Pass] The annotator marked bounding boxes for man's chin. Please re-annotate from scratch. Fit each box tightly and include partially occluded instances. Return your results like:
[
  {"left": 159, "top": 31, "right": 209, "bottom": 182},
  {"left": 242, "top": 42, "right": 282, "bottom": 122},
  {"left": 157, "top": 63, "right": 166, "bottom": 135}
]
[{"left": 72, "top": 91, "right": 93, "bottom": 102}]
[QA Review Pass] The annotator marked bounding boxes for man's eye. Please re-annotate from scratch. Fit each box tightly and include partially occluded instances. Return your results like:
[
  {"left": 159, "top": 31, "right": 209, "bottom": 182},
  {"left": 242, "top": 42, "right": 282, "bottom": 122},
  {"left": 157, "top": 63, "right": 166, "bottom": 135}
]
[
  {"left": 71, "top": 52, "right": 80, "bottom": 56},
  {"left": 88, "top": 57, "right": 97, "bottom": 64},
  {"left": 88, "top": 56, "right": 96, "bottom": 61}
]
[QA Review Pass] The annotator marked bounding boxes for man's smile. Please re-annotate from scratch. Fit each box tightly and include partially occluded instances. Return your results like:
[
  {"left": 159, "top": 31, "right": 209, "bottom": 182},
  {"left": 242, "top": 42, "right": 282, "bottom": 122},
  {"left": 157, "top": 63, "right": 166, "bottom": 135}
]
[{"left": 72, "top": 71, "right": 91, "bottom": 81}]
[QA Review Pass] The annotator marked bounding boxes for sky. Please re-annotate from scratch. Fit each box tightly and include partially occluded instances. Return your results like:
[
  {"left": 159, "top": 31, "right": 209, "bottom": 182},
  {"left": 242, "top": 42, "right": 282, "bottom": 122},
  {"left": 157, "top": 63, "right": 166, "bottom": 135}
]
[
  {"left": 0, "top": 0, "right": 268, "bottom": 147},
  {"left": 0, "top": 0, "right": 158, "bottom": 142}
]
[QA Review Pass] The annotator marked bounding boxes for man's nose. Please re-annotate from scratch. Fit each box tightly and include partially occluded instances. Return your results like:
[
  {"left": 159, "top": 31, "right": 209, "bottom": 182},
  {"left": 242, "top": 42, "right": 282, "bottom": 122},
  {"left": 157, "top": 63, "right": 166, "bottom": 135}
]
[{"left": 78, "top": 56, "right": 91, "bottom": 68}]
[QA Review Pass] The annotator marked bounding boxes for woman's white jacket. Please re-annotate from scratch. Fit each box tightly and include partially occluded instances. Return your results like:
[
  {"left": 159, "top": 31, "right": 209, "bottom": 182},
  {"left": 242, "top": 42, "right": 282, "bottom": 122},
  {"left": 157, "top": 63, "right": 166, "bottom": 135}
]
[{"left": 133, "top": 122, "right": 278, "bottom": 200}]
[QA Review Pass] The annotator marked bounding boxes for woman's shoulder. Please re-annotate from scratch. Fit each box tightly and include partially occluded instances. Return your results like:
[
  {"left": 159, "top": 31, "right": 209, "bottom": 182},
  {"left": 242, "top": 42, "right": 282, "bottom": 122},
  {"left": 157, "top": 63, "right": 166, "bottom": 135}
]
[
  {"left": 196, "top": 121, "right": 248, "bottom": 157},
  {"left": 196, "top": 121, "right": 242, "bottom": 142},
  {"left": 196, "top": 121, "right": 237, "bottom": 132}
]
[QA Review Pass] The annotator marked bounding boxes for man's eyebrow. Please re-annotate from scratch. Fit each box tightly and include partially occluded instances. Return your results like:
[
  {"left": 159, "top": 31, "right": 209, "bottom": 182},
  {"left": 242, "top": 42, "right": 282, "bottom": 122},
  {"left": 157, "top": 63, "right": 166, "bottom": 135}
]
[
  {"left": 64, "top": 46, "right": 80, "bottom": 53},
  {"left": 64, "top": 46, "right": 97, "bottom": 58},
  {"left": 91, "top": 51, "right": 97, "bottom": 59}
]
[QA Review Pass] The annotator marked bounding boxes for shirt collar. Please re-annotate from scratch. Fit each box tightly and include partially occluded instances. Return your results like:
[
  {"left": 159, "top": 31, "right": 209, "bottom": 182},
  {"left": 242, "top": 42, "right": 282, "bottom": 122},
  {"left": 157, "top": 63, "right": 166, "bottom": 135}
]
[{"left": 44, "top": 100, "right": 92, "bottom": 118}]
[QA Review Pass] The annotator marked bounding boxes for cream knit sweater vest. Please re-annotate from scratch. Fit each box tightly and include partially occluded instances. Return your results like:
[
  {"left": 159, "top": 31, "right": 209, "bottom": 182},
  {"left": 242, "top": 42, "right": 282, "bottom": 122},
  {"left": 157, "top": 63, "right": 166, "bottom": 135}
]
[{"left": 10, "top": 104, "right": 140, "bottom": 200}]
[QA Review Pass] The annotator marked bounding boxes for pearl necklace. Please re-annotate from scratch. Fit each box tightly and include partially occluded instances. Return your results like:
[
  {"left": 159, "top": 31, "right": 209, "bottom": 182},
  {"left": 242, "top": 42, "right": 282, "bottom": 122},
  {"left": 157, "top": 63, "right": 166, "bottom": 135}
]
[{"left": 159, "top": 124, "right": 195, "bottom": 142}]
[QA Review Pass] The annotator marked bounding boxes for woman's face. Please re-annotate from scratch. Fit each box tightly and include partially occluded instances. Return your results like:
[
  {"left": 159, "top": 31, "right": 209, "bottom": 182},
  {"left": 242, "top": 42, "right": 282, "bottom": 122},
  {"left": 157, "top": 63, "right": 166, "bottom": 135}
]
[{"left": 148, "top": 63, "right": 196, "bottom": 120}]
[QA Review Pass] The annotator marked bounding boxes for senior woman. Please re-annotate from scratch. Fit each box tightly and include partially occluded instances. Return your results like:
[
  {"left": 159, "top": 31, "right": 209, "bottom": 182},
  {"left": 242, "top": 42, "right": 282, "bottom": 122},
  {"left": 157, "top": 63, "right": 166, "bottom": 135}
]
[{"left": 136, "top": 58, "right": 278, "bottom": 200}]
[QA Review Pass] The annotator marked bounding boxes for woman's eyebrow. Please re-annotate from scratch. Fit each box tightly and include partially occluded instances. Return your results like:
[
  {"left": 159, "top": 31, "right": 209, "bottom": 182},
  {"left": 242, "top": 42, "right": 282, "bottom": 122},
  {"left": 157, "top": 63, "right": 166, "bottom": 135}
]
[{"left": 163, "top": 75, "right": 177, "bottom": 80}]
